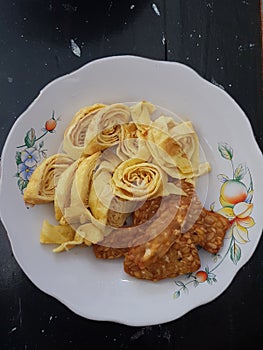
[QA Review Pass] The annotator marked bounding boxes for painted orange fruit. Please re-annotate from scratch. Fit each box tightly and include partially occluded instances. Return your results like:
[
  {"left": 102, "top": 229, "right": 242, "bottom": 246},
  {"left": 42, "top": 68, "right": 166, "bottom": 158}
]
[
  {"left": 45, "top": 119, "right": 57, "bottom": 132},
  {"left": 220, "top": 180, "right": 247, "bottom": 207},
  {"left": 195, "top": 271, "right": 208, "bottom": 283}
]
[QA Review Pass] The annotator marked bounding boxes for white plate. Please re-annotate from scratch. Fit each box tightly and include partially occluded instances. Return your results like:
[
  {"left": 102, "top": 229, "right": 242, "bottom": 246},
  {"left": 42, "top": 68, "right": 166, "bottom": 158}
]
[{"left": 1, "top": 56, "right": 262, "bottom": 326}]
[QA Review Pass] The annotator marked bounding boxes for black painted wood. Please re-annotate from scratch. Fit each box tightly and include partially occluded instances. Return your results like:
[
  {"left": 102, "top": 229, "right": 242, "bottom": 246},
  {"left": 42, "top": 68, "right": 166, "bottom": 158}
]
[{"left": 0, "top": 1, "right": 262, "bottom": 349}]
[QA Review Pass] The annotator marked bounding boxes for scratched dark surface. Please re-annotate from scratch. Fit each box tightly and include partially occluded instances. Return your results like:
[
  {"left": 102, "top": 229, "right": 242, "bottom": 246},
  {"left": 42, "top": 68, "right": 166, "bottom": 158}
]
[{"left": 0, "top": 1, "right": 262, "bottom": 349}]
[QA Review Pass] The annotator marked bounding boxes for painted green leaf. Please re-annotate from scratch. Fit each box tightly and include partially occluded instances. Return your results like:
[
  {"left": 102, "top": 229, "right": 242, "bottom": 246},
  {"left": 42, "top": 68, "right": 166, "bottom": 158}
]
[
  {"left": 24, "top": 128, "right": 36, "bottom": 148},
  {"left": 218, "top": 143, "right": 233, "bottom": 160},
  {"left": 173, "top": 291, "right": 180, "bottom": 299},
  {"left": 230, "top": 242, "right": 241, "bottom": 265},
  {"left": 17, "top": 178, "right": 28, "bottom": 192},
  {"left": 204, "top": 266, "right": 210, "bottom": 274},
  {"left": 245, "top": 190, "right": 254, "bottom": 204},
  {"left": 217, "top": 173, "right": 229, "bottom": 183},
  {"left": 234, "top": 163, "right": 247, "bottom": 181},
  {"left": 193, "top": 280, "right": 199, "bottom": 287},
  {"left": 15, "top": 151, "right": 22, "bottom": 165}
]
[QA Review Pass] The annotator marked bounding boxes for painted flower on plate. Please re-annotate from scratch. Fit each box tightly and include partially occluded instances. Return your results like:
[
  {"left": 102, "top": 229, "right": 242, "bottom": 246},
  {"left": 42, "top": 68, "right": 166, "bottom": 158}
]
[
  {"left": 17, "top": 162, "right": 36, "bottom": 181},
  {"left": 20, "top": 148, "right": 40, "bottom": 167},
  {"left": 218, "top": 202, "right": 255, "bottom": 243}
]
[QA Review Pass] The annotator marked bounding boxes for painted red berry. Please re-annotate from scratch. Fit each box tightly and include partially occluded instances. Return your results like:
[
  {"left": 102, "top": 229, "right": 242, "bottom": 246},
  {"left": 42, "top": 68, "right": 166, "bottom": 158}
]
[
  {"left": 195, "top": 271, "right": 208, "bottom": 283},
  {"left": 45, "top": 119, "right": 57, "bottom": 132}
]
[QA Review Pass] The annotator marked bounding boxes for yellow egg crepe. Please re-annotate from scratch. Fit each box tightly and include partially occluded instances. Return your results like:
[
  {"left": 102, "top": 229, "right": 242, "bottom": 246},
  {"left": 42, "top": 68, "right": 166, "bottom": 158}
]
[
  {"left": 111, "top": 158, "right": 185, "bottom": 202},
  {"left": 63, "top": 103, "right": 106, "bottom": 159},
  {"left": 63, "top": 152, "right": 101, "bottom": 224},
  {"left": 88, "top": 153, "right": 134, "bottom": 228},
  {"left": 82, "top": 103, "right": 131, "bottom": 156},
  {"left": 147, "top": 116, "right": 210, "bottom": 178},
  {"left": 23, "top": 153, "right": 74, "bottom": 205},
  {"left": 116, "top": 123, "right": 152, "bottom": 161}
]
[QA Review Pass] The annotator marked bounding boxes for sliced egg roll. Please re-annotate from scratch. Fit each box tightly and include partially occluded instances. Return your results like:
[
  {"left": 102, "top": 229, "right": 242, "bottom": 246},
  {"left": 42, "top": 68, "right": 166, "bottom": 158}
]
[
  {"left": 89, "top": 157, "right": 133, "bottom": 228},
  {"left": 82, "top": 103, "right": 131, "bottom": 156},
  {"left": 23, "top": 153, "right": 74, "bottom": 205},
  {"left": 54, "top": 159, "right": 80, "bottom": 222},
  {"left": 116, "top": 123, "right": 152, "bottom": 161},
  {"left": 111, "top": 158, "right": 185, "bottom": 202},
  {"left": 63, "top": 103, "right": 106, "bottom": 159},
  {"left": 63, "top": 152, "right": 101, "bottom": 224},
  {"left": 147, "top": 117, "right": 211, "bottom": 179}
]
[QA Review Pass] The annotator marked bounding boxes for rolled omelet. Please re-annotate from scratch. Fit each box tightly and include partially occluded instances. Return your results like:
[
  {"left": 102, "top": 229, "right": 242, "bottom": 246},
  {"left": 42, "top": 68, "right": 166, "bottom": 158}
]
[
  {"left": 63, "top": 152, "right": 101, "bottom": 224},
  {"left": 111, "top": 158, "right": 185, "bottom": 202},
  {"left": 88, "top": 154, "right": 133, "bottom": 228},
  {"left": 147, "top": 117, "right": 211, "bottom": 179},
  {"left": 63, "top": 103, "right": 106, "bottom": 160},
  {"left": 23, "top": 153, "right": 74, "bottom": 205},
  {"left": 116, "top": 123, "right": 151, "bottom": 161},
  {"left": 82, "top": 103, "right": 131, "bottom": 156}
]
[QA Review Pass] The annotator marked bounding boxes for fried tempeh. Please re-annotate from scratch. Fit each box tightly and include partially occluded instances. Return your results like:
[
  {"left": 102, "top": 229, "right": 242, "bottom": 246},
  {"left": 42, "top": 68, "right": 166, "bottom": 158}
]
[
  {"left": 188, "top": 208, "right": 231, "bottom": 254},
  {"left": 125, "top": 181, "right": 200, "bottom": 269},
  {"left": 92, "top": 245, "right": 129, "bottom": 259},
  {"left": 92, "top": 180, "right": 230, "bottom": 281},
  {"left": 124, "top": 232, "right": 200, "bottom": 281}
]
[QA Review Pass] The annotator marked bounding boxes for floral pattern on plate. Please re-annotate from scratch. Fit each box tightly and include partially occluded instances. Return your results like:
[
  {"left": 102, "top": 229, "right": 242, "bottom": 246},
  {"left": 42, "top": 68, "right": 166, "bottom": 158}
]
[
  {"left": 15, "top": 111, "right": 60, "bottom": 193},
  {"left": 173, "top": 142, "right": 255, "bottom": 298}
]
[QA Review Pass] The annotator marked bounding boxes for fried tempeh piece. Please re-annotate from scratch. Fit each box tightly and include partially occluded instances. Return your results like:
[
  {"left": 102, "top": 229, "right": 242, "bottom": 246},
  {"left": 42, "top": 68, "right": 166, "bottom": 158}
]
[
  {"left": 188, "top": 208, "right": 231, "bottom": 254},
  {"left": 92, "top": 245, "right": 129, "bottom": 259},
  {"left": 124, "top": 232, "right": 200, "bottom": 281},
  {"left": 125, "top": 182, "right": 199, "bottom": 269},
  {"left": 132, "top": 181, "right": 230, "bottom": 255}
]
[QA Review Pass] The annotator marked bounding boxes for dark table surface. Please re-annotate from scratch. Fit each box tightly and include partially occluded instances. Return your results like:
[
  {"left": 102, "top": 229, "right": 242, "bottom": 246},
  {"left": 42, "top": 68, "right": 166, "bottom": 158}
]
[{"left": 1, "top": 1, "right": 262, "bottom": 349}]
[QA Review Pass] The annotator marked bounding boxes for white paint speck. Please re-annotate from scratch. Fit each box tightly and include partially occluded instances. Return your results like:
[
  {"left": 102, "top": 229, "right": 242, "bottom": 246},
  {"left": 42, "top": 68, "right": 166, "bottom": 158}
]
[
  {"left": 162, "top": 32, "right": 166, "bottom": 45},
  {"left": 9, "top": 327, "right": 17, "bottom": 333},
  {"left": 152, "top": 3, "right": 161, "bottom": 16},
  {"left": 189, "top": 33, "right": 193, "bottom": 38},
  {"left": 249, "top": 43, "right": 255, "bottom": 48},
  {"left": 41, "top": 329, "right": 45, "bottom": 333},
  {"left": 186, "top": 56, "right": 190, "bottom": 60},
  {"left": 130, "top": 4, "right": 135, "bottom": 10},
  {"left": 70, "top": 39, "right": 81, "bottom": 57},
  {"left": 229, "top": 83, "right": 232, "bottom": 87},
  {"left": 130, "top": 328, "right": 145, "bottom": 340},
  {"left": 8, "top": 77, "right": 13, "bottom": 83},
  {"left": 196, "top": 43, "right": 200, "bottom": 47},
  {"left": 216, "top": 57, "right": 220, "bottom": 61}
]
